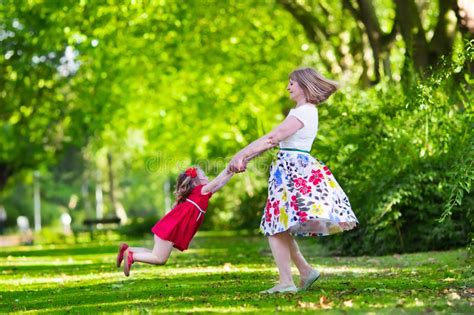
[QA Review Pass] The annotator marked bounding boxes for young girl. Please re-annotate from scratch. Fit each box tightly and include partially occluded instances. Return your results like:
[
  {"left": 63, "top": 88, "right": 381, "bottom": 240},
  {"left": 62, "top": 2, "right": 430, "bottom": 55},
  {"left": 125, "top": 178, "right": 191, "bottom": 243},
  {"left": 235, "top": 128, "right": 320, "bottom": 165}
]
[{"left": 117, "top": 166, "right": 233, "bottom": 276}]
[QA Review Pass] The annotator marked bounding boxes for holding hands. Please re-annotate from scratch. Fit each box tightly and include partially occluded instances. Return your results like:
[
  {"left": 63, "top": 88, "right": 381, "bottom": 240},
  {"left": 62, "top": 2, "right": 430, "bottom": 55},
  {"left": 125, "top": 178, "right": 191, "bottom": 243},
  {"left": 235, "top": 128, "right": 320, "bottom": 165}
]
[
  {"left": 228, "top": 154, "right": 248, "bottom": 173},
  {"left": 228, "top": 133, "right": 280, "bottom": 173}
]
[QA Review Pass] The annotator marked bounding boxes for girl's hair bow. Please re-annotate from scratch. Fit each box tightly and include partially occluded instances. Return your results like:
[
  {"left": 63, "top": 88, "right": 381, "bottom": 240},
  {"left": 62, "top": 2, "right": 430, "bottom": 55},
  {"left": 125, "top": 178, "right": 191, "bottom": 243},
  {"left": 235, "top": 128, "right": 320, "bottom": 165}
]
[{"left": 185, "top": 167, "right": 197, "bottom": 178}]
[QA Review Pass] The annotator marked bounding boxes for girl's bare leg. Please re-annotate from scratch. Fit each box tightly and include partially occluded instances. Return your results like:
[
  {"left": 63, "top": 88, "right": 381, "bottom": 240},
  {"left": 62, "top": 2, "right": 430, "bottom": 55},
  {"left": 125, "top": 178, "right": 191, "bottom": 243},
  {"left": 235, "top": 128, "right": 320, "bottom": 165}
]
[
  {"left": 128, "top": 247, "right": 151, "bottom": 253},
  {"left": 132, "top": 235, "right": 173, "bottom": 265}
]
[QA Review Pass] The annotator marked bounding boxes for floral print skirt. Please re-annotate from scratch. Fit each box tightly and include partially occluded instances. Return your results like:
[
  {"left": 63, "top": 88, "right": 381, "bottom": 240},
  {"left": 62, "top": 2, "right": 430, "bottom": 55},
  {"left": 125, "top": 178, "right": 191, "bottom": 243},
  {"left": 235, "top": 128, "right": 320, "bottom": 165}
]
[{"left": 260, "top": 150, "right": 359, "bottom": 237}]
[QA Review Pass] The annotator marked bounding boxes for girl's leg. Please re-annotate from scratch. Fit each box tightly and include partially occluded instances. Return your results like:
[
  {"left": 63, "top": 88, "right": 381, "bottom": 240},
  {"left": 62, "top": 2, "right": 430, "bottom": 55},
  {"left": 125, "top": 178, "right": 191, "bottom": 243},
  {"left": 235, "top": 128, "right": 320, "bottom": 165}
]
[
  {"left": 128, "top": 247, "right": 152, "bottom": 253},
  {"left": 132, "top": 235, "right": 173, "bottom": 265},
  {"left": 266, "top": 231, "right": 295, "bottom": 288},
  {"left": 117, "top": 244, "right": 151, "bottom": 268}
]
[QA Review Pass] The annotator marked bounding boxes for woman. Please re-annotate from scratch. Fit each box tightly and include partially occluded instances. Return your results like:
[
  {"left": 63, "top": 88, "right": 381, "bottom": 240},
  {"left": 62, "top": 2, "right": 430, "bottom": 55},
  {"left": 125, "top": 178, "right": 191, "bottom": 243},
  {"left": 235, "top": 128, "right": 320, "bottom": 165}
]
[{"left": 229, "top": 67, "right": 358, "bottom": 294}]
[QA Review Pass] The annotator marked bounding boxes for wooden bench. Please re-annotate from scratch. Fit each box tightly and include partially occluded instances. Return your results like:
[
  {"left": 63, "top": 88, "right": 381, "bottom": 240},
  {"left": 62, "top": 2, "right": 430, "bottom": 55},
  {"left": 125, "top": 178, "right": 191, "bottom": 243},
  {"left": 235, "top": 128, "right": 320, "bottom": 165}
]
[{"left": 80, "top": 217, "right": 121, "bottom": 241}]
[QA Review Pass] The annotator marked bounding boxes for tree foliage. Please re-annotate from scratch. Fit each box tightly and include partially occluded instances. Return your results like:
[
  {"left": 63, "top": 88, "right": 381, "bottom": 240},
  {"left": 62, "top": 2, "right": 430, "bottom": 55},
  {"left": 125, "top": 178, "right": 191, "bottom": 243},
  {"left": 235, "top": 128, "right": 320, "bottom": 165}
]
[{"left": 0, "top": 1, "right": 472, "bottom": 254}]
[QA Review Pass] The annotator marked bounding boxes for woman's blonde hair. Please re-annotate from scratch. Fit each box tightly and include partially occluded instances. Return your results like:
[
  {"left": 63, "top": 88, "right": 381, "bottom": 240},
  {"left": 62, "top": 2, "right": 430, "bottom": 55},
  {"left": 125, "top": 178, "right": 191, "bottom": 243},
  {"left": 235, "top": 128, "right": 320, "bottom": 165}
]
[
  {"left": 174, "top": 167, "right": 201, "bottom": 204},
  {"left": 289, "top": 67, "right": 339, "bottom": 104}
]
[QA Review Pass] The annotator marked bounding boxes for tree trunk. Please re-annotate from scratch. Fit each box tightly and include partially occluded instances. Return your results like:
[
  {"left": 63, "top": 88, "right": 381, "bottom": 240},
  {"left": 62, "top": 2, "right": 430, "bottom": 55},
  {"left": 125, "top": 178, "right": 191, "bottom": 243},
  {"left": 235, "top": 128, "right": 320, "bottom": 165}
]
[
  {"left": 0, "top": 163, "right": 12, "bottom": 191},
  {"left": 429, "top": 0, "right": 456, "bottom": 65},
  {"left": 33, "top": 171, "right": 41, "bottom": 232},
  {"left": 382, "top": 55, "right": 392, "bottom": 80},
  {"left": 343, "top": 0, "right": 398, "bottom": 83},
  {"left": 452, "top": 0, "right": 474, "bottom": 75},
  {"left": 107, "top": 152, "right": 128, "bottom": 223},
  {"left": 342, "top": 0, "right": 371, "bottom": 85},
  {"left": 107, "top": 152, "right": 116, "bottom": 207},
  {"left": 95, "top": 171, "right": 103, "bottom": 219},
  {"left": 356, "top": 0, "right": 383, "bottom": 82},
  {"left": 81, "top": 177, "right": 92, "bottom": 217},
  {"left": 277, "top": 0, "right": 345, "bottom": 73},
  {"left": 393, "top": 0, "right": 429, "bottom": 71}
]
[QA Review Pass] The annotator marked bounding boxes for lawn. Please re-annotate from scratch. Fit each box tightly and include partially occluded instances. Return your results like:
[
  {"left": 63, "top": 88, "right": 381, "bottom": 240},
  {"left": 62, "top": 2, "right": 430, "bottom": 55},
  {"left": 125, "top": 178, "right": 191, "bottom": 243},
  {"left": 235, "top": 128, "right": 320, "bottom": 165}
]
[{"left": 0, "top": 233, "right": 472, "bottom": 314}]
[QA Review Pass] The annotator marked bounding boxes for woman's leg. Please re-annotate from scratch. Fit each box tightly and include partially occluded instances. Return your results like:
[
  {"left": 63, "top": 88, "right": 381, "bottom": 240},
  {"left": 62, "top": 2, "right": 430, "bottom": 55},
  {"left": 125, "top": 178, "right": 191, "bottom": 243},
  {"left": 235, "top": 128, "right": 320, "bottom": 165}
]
[
  {"left": 267, "top": 232, "right": 295, "bottom": 287},
  {"left": 132, "top": 235, "right": 173, "bottom": 265},
  {"left": 282, "top": 233, "right": 315, "bottom": 286}
]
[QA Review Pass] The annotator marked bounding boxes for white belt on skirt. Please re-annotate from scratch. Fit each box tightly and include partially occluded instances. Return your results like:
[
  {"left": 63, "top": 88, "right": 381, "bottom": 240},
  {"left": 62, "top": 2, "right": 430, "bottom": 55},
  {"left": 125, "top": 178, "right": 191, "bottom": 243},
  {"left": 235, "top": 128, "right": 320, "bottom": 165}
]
[{"left": 186, "top": 198, "right": 206, "bottom": 221}]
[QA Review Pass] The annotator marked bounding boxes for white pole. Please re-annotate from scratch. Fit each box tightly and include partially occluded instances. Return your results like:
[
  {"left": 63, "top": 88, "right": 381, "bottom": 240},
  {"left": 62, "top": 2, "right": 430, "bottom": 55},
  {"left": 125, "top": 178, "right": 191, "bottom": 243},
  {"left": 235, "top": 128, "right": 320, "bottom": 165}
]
[
  {"left": 81, "top": 178, "right": 92, "bottom": 217},
  {"left": 95, "top": 171, "right": 103, "bottom": 219},
  {"left": 33, "top": 171, "right": 41, "bottom": 232}
]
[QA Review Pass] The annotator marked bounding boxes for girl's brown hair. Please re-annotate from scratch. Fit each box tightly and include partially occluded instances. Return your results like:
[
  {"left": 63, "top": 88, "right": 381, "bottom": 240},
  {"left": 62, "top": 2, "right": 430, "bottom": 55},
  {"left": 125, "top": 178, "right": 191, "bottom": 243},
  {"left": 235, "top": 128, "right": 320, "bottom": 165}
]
[
  {"left": 174, "top": 168, "right": 200, "bottom": 204},
  {"left": 289, "top": 67, "right": 339, "bottom": 105}
]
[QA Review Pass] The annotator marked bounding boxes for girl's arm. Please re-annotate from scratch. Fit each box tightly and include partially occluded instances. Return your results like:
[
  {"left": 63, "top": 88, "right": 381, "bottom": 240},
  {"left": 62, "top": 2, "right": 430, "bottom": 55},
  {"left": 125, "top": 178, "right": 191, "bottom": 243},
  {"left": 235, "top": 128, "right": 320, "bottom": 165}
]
[
  {"left": 201, "top": 167, "right": 234, "bottom": 195},
  {"left": 229, "top": 116, "right": 303, "bottom": 171}
]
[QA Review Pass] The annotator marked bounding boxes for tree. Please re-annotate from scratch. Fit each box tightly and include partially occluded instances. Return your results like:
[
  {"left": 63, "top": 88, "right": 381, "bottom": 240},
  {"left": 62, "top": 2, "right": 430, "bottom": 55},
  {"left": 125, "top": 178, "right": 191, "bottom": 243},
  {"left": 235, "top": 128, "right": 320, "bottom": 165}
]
[{"left": 278, "top": 0, "right": 472, "bottom": 83}]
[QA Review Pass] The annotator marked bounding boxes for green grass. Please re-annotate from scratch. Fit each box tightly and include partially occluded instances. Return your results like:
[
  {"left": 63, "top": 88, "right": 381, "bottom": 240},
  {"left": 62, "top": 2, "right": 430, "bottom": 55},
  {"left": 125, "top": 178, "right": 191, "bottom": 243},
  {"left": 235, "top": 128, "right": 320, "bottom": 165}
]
[{"left": 0, "top": 233, "right": 472, "bottom": 314}]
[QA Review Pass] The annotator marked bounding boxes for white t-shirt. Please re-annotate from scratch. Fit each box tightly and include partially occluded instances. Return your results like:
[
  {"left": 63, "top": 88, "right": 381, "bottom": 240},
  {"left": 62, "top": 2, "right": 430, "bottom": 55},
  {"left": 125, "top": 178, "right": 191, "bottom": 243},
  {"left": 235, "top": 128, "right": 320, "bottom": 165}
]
[{"left": 279, "top": 104, "right": 318, "bottom": 151}]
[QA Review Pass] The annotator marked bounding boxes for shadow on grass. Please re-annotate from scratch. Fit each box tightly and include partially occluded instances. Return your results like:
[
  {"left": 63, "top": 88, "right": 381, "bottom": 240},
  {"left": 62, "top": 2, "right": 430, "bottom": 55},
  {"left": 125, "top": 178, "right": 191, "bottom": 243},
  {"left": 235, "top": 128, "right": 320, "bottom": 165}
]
[
  {"left": 0, "top": 235, "right": 470, "bottom": 314},
  {"left": 1, "top": 269, "right": 470, "bottom": 314}
]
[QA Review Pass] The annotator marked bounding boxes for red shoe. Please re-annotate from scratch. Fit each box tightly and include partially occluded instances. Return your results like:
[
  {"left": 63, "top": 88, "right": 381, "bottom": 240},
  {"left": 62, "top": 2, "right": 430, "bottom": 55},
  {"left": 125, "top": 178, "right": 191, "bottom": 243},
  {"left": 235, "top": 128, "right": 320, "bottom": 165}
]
[
  {"left": 116, "top": 243, "right": 129, "bottom": 267},
  {"left": 123, "top": 250, "right": 134, "bottom": 277}
]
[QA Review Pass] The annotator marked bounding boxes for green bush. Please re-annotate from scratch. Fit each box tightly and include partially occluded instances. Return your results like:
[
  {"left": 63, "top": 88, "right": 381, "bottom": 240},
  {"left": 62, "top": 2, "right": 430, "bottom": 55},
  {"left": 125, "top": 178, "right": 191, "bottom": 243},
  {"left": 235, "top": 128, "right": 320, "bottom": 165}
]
[{"left": 318, "top": 42, "right": 473, "bottom": 255}]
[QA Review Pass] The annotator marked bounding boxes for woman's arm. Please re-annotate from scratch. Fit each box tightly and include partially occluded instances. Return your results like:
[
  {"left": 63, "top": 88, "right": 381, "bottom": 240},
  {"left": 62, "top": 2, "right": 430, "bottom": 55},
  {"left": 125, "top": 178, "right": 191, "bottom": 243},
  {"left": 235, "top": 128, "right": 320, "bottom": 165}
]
[
  {"left": 229, "top": 116, "right": 303, "bottom": 172},
  {"left": 201, "top": 167, "right": 234, "bottom": 194}
]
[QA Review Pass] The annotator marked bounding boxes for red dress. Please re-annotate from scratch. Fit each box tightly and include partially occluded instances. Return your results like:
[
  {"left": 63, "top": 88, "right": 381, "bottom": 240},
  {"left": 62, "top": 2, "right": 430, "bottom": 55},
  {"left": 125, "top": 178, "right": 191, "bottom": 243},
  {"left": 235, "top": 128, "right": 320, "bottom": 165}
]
[{"left": 151, "top": 185, "right": 212, "bottom": 251}]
